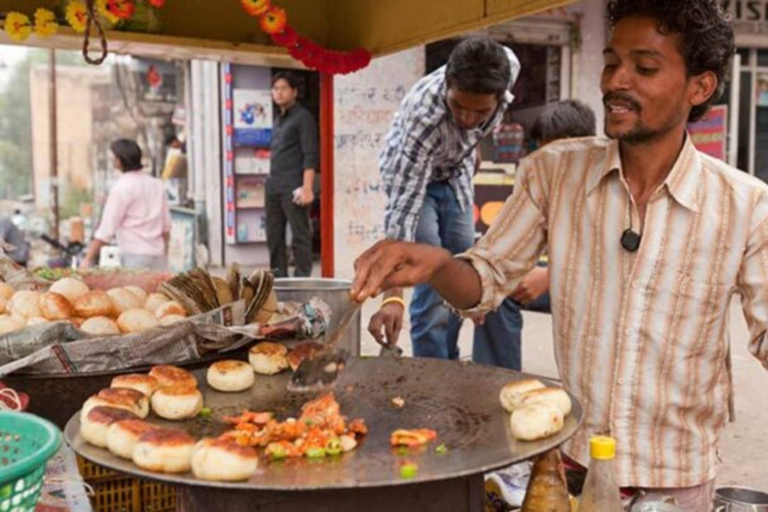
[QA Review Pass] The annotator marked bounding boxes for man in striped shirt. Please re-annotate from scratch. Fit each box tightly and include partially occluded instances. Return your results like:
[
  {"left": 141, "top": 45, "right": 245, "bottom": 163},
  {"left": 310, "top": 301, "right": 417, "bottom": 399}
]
[
  {"left": 368, "top": 37, "right": 522, "bottom": 362},
  {"left": 354, "top": 1, "right": 763, "bottom": 506}
]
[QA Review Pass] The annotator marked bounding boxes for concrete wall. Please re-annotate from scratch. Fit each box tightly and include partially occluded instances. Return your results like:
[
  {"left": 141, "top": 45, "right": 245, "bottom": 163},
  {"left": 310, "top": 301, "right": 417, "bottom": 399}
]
[{"left": 332, "top": 47, "right": 425, "bottom": 279}]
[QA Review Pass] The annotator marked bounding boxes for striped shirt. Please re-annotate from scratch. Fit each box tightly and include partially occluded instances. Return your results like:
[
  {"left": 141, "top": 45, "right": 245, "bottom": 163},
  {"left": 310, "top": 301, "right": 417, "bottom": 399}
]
[
  {"left": 379, "top": 48, "right": 521, "bottom": 241},
  {"left": 460, "top": 136, "right": 768, "bottom": 488}
]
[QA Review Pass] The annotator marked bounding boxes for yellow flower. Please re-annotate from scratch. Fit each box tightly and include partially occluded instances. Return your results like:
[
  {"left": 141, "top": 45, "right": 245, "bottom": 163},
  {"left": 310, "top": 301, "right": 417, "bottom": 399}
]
[
  {"left": 34, "top": 8, "right": 58, "bottom": 38},
  {"left": 4, "top": 12, "right": 32, "bottom": 42},
  {"left": 65, "top": 0, "right": 89, "bottom": 33},
  {"left": 97, "top": 0, "right": 120, "bottom": 25}
]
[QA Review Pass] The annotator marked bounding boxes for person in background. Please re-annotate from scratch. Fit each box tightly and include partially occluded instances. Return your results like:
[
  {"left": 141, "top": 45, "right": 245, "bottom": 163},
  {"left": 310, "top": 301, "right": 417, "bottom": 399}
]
[
  {"left": 0, "top": 216, "right": 29, "bottom": 266},
  {"left": 81, "top": 139, "right": 171, "bottom": 270},
  {"left": 266, "top": 71, "right": 318, "bottom": 278},
  {"left": 367, "top": 37, "right": 521, "bottom": 359},
  {"left": 472, "top": 99, "right": 597, "bottom": 371}
]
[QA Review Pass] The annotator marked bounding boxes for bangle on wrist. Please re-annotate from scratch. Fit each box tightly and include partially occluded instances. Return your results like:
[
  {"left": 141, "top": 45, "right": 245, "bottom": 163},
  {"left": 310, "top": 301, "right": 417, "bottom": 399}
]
[{"left": 381, "top": 297, "right": 406, "bottom": 309}]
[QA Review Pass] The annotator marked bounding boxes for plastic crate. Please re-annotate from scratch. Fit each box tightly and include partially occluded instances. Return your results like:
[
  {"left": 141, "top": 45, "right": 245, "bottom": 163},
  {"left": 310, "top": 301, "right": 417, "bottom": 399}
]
[{"left": 77, "top": 456, "right": 177, "bottom": 512}]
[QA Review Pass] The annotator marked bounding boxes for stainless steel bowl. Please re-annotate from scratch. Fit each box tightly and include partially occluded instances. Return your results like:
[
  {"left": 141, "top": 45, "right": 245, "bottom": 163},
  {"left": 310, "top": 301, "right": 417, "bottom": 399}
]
[
  {"left": 274, "top": 278, "right": 361, "bottom": 355},
  {"left": 714, "top": 487, "right": 768, "bottom": 512}
]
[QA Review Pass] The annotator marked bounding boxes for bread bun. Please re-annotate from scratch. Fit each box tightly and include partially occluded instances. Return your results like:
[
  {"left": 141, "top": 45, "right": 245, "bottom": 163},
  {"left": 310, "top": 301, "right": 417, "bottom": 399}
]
[
  {"left": 73, "top": 290, "right": 113, "bottom": 318},
  {"left": 106, "top": 419, "right": 158, "bottom": 460},
  {"left": 124, "top": 286, "right": 148, "bottom": 305},
  {"left": 69, "top": 317, "right": 86, "bottom": 328},
  {"left": 499, "top": 379, "right": 546, "bottom": 413},
  {"left": 154, "top": 301, "right": 186, "bottom": 319},
  {"left": 159, "top": 314, "right": 186, "bottom": 326},
  {"left": 191, "top": 438, "right": 258, "bottom": 481},
  {"left": 80, "top": 316, "right": 120, "bottom": 336},
  {"left": 249, "top": 342, "right": 289, "bottom": 375},
  {"left": 286, "top": 342, "right": 324, "bottom": 372},
  {"left": 144, "top": 293, "right": 170, "bottom": 313},
  {"left": 206, "top": 360, "right": 254, "bottom": 392},
  {"left": 148, "top": 365, "right": 197, "bottom": 389},
  {"left": 49, "top": 277, "right": 89, "bottom": 303},
  {"left": 132, "top": 428, "right": 195, "bottom": 473},
  {"left": 151, "top": 385, "right": 204, "bottom": 420},
  {"left": 0, "top": 296, "right": 6, "bottom": 315},
  {"left": 82, "top": 388, "right": 149, "bottom": 419},
  {"left": 107, "top": 288, "right": 143, "bottom": 315},
  {"left": 38, "top": 292, "right": 73, "bottom": 321},
  {"left": 519, "top": 388, "right": 572, "bottom": 417},
  {"left": 0, "top": 315, "right": 25, "bottom": 335},
  {"left": 111, "top": 374, "right": 160, "bottom": 397},
  {"left": 0, "top": 282, "right": 14, "bottom": 301},
  {"left": 510, "top": 403, "right": 564, "bottom": 442},
  {"left": 80, "top": 406, "right": 138, "bottom": 448},
  {"left": 117, "top": 309, "right": 159, "bottom": 334},
  {"left": 9, "top": 291, "right": 41, "bottom": 319},
  {"left": 26, "top": 316, "right": 49, "bottom": 326}
]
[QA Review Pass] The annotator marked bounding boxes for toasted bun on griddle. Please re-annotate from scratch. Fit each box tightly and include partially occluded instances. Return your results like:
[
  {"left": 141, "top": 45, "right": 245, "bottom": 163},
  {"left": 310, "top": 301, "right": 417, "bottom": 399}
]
[
  {"left": 151, "top": 385, "right": 203, "bottom": 420},
  {"left": 499, "top": 379, "right": 546, "bottom": 413},
  {"left": 206, "top": 360, "right": 254, "bottom": 392},
  {"left": 519, "top": 387, "right": 572, "bottom": 417},
  {"left": 107, "top": 419, "right": 159, "bottom": 460},
  {"left": 82, "top": 387, "right": 149, "bottom": 419},
  {"left": 510, "top": 403, "right": 564, "bottom": 441},
  {"left": 249, "top": 342, "right": 289, "bottom": 375},
  {"left": 111, "top": 374, "right": 160, "bottom": 397},
  {"left": 81, "top": 406, "right": 138, "bottom": 448},
  {"left": 148, "top": 365, "right": 198, "bottom": 389},
  {"left": 132, "top": 428, "right": 195, "bottom": 473},
  {"left": 191, "top": 438, "right": 258, "bottom": 481}
]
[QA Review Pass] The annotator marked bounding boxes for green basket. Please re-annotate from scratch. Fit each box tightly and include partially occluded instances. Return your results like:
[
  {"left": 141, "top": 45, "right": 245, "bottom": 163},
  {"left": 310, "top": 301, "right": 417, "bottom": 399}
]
[{"left": 0, "top": 412, "right": 61, "bottom": 512}]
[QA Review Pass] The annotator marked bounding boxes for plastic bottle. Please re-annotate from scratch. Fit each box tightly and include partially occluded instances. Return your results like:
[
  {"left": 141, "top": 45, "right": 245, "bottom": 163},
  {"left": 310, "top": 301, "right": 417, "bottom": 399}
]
[{"left": 579, "top": 436, "right": 623, "bottom": 512}]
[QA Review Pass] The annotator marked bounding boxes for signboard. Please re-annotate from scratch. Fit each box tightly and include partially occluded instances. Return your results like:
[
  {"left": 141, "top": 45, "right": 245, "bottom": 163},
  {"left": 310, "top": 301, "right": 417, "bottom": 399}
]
[
  {"left": 688, "top": 105, "right": 728, "bottom": 161},
  {"left": 233, "top": 89, "right": 273, "bottom": 148},
  {"left": 721, "top": 1, "right": 768, "bottom": 35}
]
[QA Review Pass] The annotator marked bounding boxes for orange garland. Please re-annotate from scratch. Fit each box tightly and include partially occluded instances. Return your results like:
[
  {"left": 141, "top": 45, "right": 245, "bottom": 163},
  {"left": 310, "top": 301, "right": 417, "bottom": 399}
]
[{"left": 240, "top": 0, "right": 371, "bottom": 75}]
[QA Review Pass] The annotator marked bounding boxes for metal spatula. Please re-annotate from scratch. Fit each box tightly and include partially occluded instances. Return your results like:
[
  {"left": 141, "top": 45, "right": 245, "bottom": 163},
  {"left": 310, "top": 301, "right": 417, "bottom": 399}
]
[{"left": 287, "top": 296, "right": 362, "bottom": 393}]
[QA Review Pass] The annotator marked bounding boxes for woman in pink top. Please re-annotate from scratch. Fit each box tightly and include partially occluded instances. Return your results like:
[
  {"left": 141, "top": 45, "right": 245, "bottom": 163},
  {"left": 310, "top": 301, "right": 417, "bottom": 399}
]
[{"left": 81, "top": 139, "right": 171, "bottom": 270}]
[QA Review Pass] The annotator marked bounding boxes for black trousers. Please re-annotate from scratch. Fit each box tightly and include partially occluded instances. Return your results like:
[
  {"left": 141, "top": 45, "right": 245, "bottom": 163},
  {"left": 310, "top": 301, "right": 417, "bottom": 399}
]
[{"left": 265, "top": 191, "right": 312, "bottom": 277}]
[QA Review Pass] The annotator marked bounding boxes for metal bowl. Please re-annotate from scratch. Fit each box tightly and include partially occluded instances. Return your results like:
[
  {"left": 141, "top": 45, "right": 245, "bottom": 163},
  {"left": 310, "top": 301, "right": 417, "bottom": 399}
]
[{"left": 714, "top": 487, "right": 768, "bottom": 512}]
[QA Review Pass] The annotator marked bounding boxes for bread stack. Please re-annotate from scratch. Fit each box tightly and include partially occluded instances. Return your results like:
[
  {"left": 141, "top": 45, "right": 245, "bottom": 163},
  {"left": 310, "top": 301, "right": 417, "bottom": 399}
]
[
  {"left": 499, "top": 379, "right": 573, "bottom": 442},
  {"left": 0, "top": 277, "right": 189, "bottom": 337},
  {"left": 78, "top": 363, "right": 259, "bottom": 481}
]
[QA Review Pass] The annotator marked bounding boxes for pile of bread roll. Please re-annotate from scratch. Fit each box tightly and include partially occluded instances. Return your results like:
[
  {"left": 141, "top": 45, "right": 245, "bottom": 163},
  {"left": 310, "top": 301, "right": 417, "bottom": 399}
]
[
  {"left": 500, "top": 379, "right": 573, "bottom": 442},
  {"left": 0, "top": 277, "right": 188, "bottom": 336},
  {"left": 80, "top": 363, "right": 259, "bottom": 481}
]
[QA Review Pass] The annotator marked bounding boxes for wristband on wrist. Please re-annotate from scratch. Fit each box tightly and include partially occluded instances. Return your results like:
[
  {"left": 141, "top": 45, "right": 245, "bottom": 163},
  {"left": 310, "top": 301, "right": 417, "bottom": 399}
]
[{"left": 381, "top": 296, "right": 406, "bottom": 309}]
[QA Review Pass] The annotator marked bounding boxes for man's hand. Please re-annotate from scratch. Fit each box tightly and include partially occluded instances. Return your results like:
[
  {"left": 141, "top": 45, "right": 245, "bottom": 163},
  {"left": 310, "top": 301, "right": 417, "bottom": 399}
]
[
  {"left": 511, "top": 267, "right": 549, "bottom": 304},
  {"left": 352, "top": 240, "right": 452, "bottom": 301},
  {"left": 368, "top": 302, "right": 404, "bottom": 347},
  {"left": 79, "top": 258, "right": 93, "bottom": 270},
  {"left": 293, "top": 187, "right": 315, "bottom": 206}
]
